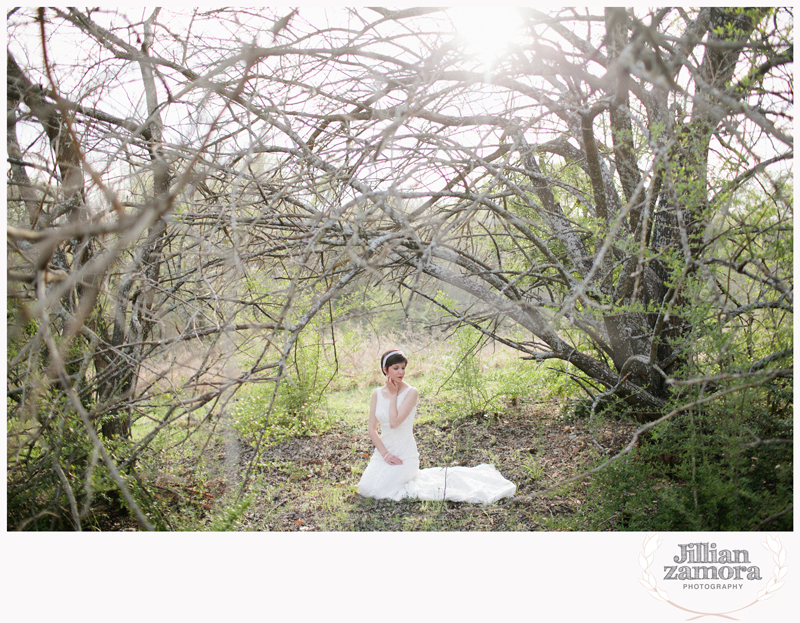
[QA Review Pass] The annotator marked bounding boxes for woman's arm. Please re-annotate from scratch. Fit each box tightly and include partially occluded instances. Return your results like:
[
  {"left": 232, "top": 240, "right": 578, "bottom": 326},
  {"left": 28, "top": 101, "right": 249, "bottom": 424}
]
[
  {"left": 388, "top": 384, "right": 418, "bottom": 429},
  {"left": 367, "top": 390, "right": 386, "bottom": 453}
]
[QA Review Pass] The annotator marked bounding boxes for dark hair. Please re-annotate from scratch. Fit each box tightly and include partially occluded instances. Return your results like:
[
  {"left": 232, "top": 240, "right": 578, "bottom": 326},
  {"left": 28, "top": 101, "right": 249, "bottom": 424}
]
[{"left": 380, "top": 350, "right": 408, "bottom": 374}]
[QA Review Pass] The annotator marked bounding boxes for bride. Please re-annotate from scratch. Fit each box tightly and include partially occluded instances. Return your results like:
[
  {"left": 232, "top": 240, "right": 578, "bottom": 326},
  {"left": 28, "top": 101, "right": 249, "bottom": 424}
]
[{"left": 357, "top": 350, "right": 516, "bottom": 504}]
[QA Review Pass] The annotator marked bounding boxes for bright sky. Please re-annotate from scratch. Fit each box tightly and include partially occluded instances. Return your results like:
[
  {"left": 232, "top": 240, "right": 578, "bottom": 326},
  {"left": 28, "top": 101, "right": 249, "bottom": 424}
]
[{"left": 447, "top": 6, "right": 527, "bottom": 70}]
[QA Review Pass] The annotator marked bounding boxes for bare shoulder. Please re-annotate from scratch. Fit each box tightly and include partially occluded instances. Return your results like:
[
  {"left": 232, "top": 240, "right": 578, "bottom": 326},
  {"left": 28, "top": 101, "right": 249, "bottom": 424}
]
[{"left": 403, "top": 384, "right": 419, "bottom": 398}]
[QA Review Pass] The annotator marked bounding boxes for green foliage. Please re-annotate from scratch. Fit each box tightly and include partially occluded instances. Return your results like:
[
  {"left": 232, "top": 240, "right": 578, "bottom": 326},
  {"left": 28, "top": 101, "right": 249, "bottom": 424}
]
[
  {"left": 417, "top": 324, "right": 494, "bottom": 420},
  {"left": 519, "top": 455, "right": 545, "bottom": 482},
  {"left": 580, "top": 178, "right": 792, "bottom": 531},
  {"left": 6, "top": 399, "right": 171, "bottom": 530},
  {"left": 588, "top": 382, "right": 793, "bottom": 531},
  {"left": 417, "top": 318, "right": 569, "bottom": 420},
  {"left": 208, "top": 493, "right": 253, "bottom": 531},
  {"left": 232, "top": 328, "right": 335, "bottom": 445},
  {"left": 324, "top": 386, "right": 373, "bottom": 429}
]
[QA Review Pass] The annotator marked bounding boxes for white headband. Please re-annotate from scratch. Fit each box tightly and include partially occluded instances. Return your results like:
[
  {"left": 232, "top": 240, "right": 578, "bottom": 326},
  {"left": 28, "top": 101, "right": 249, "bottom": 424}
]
[{"left": 381, "top": 350, "right": 403, "bottom": 370}]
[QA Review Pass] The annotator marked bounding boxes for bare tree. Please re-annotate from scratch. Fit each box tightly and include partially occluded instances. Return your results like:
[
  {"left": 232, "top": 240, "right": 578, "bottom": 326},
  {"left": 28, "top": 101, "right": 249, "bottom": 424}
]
[{"left": 7, "top": 7, "right": 792, "bottom": 529}]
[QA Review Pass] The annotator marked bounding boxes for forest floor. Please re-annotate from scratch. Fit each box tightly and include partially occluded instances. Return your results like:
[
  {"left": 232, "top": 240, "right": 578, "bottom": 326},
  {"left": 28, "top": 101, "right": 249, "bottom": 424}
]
[{"left": 122, "top": 396, "right": 640, "bottom": 532}]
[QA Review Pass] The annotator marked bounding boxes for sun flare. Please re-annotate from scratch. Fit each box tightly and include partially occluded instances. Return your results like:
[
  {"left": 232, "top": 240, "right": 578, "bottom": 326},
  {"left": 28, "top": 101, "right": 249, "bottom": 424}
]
[{"left": 448, "top": 7, "right": 526, "bottom": 67}]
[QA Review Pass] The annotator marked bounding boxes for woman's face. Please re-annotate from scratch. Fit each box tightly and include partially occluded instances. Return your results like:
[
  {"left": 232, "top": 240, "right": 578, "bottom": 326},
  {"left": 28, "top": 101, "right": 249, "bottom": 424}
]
[{"left": 385, "top": 362, "right": 406, "bottom": 384}]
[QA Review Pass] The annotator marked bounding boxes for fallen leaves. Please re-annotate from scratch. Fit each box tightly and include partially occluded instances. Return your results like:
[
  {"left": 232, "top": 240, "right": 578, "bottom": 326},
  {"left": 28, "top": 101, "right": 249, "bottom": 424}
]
[{"left": 138, "top": 396, "right": 640, "bottom": 531}]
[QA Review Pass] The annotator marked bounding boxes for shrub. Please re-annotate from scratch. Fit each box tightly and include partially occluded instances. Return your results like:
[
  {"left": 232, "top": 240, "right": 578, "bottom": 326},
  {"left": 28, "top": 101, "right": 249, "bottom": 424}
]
[
  {"left": 589, "top": 381, "right": 793, "bottom": 531},
  {"left": 232, "top": 329, "right": 334, "bottom": 445}
]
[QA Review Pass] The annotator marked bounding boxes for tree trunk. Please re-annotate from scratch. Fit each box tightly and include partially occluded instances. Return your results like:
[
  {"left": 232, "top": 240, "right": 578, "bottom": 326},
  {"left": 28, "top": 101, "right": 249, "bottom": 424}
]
[{"left": 99, "top": 10, "right": 170, "bottom": 439}]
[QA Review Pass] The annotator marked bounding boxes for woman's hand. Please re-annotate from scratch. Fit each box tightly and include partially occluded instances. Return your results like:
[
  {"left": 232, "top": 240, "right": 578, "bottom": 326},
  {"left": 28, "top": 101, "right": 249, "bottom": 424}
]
[
  {"left": 386, "top": 376, "right": 399, "bottom": 395},
  {"left": 384, "top": 453, "right": 404, "bottom": 465}
]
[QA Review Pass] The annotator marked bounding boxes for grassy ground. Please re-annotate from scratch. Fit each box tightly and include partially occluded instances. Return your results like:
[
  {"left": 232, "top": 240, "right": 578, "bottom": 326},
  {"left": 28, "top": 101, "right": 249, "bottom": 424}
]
[{"left": 122, "top": 384, "right": 639, "bottom": 531}]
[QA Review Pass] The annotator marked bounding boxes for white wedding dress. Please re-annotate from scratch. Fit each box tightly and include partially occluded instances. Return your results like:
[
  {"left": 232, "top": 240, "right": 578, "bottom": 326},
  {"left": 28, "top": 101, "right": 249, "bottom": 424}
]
[{"left": 357, "top": 385, "right": 516, "bottom": 504}]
